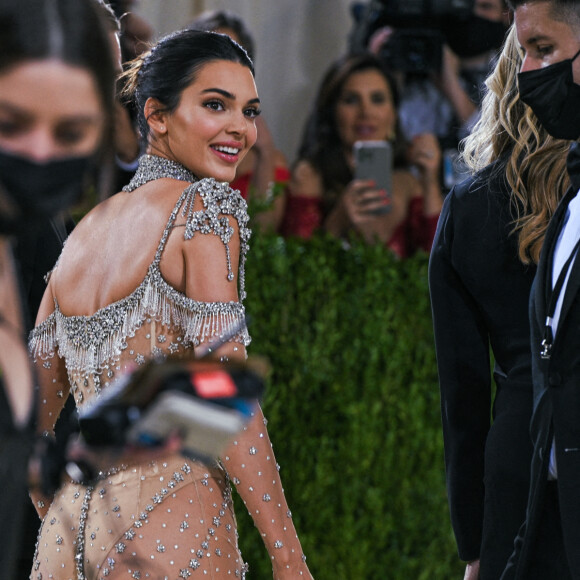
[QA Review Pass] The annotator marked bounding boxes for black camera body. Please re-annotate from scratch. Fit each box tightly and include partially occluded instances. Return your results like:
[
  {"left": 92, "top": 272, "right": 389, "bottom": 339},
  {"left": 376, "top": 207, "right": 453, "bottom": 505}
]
[
  {"left": 372, "top": 0, "right": 473, "bottom": 26},
  {"left": 350, "top": 0, "right": 475, "bottom": 74},
  {"left": 379, "top": 29, "right": 445, "bottom": 75}
]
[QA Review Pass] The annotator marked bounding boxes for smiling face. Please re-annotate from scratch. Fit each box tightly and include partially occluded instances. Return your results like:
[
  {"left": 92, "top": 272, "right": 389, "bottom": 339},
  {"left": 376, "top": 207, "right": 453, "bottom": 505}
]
[
  {"left": 152, "top": 60, "right": 259, "bottom": 182},
  {"left": 515, "top": 1, "right": 580, "bottom": 78},
  {"left": 334, "top": 68, "right": 396, "bottom": 151},
  {"left": 0, "top": 59, "right": 105, "bottom": 162}
]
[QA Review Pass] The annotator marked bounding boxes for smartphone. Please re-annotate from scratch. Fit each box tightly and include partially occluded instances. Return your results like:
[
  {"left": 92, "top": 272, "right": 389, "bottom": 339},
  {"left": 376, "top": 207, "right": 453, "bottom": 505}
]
[{"left": 353, "top": 140, "right": 393, "bottom": 215}]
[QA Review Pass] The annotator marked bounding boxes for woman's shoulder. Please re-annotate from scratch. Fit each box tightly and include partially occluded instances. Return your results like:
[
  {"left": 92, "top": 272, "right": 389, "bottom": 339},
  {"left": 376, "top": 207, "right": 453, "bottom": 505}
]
[
  {"left": 445, "top": 158, "right": 511, "bottom": 217},
  {"left": 438, "top": 157, "right": 516, "bottom": 254},
  {"left": 57, "top": 181, "right": 190, "bottom": 268}
]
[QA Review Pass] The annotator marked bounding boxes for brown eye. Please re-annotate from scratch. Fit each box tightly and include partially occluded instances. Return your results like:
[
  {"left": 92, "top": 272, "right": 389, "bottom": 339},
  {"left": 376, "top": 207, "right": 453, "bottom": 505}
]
[
  {"left": 244, "top": 107, "right": 261, "bottom": 119},
  {"left": 204, "top": 99, "right": 225, "bottom": 112},
  {"left": 370, "top": 92, "right": 389, "bottom": 105},
  {"left": 55, "top": 127, "right": 85, "bottom": 145},
  {"left": 339, "top": 93, "right": 360, "bottom": 106}
]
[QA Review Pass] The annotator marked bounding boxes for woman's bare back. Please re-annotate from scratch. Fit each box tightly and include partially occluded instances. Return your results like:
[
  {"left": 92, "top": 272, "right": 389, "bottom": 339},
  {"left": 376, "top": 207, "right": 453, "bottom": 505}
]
[{"left": 50, "top": 179, "right": 191, "bottom": 318}]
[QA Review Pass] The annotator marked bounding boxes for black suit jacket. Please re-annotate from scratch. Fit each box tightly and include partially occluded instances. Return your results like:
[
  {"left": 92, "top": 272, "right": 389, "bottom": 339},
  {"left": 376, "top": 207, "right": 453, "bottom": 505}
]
[
  {"left": 503, "top": 142, "right": 580, "bottom": 579},
  {"left": 429, "top": 157, "right": 535, "bottom": 566}
]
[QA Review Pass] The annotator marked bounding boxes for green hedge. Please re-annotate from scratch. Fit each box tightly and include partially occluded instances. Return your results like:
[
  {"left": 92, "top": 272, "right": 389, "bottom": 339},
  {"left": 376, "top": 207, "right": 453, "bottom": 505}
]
[{"left": 237, "top": 232, "right": 462, "bottom": 579}]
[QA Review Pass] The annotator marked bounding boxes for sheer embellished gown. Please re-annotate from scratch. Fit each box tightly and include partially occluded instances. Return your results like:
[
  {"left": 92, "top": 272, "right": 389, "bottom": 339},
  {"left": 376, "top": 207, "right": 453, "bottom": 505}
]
[{"left": 29, "top": 155, "right": 306, "bottom": 580}]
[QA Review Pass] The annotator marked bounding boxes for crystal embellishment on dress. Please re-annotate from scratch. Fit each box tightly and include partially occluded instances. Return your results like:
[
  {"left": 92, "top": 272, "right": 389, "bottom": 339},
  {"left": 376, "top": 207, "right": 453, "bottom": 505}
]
[
  {"left": 123, "top": 154, "right": 251, "bottom": 297},
  {"left": 122, "top": 154, "right": 197, "bottom": 190}
]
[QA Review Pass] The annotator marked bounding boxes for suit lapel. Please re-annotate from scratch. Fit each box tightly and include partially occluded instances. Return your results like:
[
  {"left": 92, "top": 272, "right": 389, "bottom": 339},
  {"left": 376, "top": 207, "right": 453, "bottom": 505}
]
[
  {"left": 534, "top": 186, "right": 577, "bottom": 326},
  {"left": 560, "top": 249, "right": 580, "bottom": 324}
]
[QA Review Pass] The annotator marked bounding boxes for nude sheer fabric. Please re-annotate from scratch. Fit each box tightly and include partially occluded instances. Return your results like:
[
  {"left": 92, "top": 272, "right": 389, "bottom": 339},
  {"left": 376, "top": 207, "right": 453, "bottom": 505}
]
[{"left": 28, "top": 157, "right": 308, "bottom": 580}]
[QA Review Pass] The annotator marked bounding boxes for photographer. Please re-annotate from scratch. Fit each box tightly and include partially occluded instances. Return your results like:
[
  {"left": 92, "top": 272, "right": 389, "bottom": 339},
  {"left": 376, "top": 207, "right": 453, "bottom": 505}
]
[{"left": 359, "top": 0, "right": 509, "bottom": 182}]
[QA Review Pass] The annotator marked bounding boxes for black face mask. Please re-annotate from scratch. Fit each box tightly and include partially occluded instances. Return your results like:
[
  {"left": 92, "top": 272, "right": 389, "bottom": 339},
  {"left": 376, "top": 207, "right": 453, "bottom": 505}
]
[
  {"left": 0, "top": 150, "right": 93, "bottom": 235},
  {"left": 443, "top": 15, "right": 506, "bottom": 58},
  {"left": 518, "top": 48, "right": 580, "bottom": 141}
]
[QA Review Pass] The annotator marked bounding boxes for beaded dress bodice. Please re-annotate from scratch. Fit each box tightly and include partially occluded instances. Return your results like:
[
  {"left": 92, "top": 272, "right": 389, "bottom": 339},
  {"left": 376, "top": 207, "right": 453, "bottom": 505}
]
[
  {"left": 28, "top": 156, "right": 310, "bottom": 580},
  {"left": 29, "top": 155, "right": 251, "bottom": 413}
]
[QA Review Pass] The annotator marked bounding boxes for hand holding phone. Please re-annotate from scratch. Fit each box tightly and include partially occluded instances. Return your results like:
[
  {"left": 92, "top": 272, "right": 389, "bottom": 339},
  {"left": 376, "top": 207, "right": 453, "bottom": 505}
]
[{"left": 353, "top": 140, "right": 393, "bottom": 215}]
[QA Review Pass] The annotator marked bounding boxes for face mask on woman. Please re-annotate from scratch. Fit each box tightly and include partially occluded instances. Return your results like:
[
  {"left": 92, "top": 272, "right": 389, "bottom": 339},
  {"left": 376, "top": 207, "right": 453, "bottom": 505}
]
[{"left": 0, "top": 149, "right": 93, "bottom": 235}]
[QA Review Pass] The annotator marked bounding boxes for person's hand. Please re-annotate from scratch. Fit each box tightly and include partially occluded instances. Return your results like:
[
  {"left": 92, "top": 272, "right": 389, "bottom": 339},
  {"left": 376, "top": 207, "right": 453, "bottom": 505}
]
[
  {"left": 407, "top": 133, "right": 442, "bottom": 178},
  {"left": 464, "top": 559, "right": 480, "bottom": 580},
  {"left": 342, "top": 179, "right": 391, "bottom": 225}
]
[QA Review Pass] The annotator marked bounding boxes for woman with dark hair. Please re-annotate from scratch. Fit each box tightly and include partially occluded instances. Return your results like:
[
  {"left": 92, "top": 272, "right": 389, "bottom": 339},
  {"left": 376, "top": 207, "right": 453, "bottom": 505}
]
[
  {"left": 0, "top": 0, "right": 116, "bottom": 577},
  {"left": 188, "top": 10, "right": 289, "bottom": 233},
  {"left": 29, "top": 28, "right": 313, "bottom": 579},
  {"left": 281, "top": 53, "right": 443, "bottom": 257}
]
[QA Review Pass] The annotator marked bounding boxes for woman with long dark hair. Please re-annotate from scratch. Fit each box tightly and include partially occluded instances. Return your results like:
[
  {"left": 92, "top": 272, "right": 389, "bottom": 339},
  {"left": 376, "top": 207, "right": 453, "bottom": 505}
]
[
  {"left": 29, "top": 27, "right": 313, "bottom": 579},
  {"left": 282, "top": 53, "right": 443, "bottom": 258}
]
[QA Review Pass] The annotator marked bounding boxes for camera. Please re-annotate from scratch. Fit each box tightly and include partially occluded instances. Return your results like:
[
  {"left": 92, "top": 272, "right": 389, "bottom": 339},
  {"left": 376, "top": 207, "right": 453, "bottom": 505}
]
[
  {"left": 349, "top": 0, "right": 475, "bottom": 74},
  {"left": 78, "top": 355, "right": 266, "bottom": 463}
]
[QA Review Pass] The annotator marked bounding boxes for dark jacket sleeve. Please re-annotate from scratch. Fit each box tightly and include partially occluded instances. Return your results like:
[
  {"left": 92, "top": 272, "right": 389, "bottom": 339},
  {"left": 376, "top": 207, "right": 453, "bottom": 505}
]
[{"left": 429, "top": 184, "right": 492, "bottom": 561}]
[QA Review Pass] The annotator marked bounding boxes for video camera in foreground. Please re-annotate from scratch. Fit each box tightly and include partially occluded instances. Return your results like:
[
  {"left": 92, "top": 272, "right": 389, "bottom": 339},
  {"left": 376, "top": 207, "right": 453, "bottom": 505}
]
[
  {"left": 78, "top": 354, "right": 267, "bottom": 465},
  {"left": 350, "top": 0, "right": 475, "bottom": 74}
]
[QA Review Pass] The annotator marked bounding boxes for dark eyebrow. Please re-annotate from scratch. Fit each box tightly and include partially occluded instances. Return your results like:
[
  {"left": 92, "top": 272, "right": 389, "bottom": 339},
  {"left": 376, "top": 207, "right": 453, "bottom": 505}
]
[
  {"left": 0, "top": 100, "right": 101, "bottom": 124},
  {"left": 201, "top": 88, "right": 260, "bottom": 105},
  {"left": 0, "top": 100, "right": 32, "bottom": 118},
  {"left": 526, "top": 34, "right": 554, "bottom": 45},
  {"left": 202, "top": 87, "right": 235, "bottom": 99}
]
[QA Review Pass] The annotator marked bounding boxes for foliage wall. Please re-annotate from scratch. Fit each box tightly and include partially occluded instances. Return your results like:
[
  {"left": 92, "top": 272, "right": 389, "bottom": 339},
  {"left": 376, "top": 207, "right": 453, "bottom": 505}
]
[{"left": 237, "top": 233, "right": 462, "bottom": 579}]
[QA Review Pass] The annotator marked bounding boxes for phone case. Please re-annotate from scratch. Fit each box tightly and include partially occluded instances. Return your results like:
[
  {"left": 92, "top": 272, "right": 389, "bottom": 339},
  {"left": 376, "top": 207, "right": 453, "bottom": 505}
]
[{"left": 353, "top": 140, "right": 393, "bottom": 215}]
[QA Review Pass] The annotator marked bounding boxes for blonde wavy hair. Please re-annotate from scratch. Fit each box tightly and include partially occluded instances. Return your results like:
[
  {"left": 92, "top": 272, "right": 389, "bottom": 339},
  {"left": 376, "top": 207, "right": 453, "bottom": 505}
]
[{"left": 461, "top": 26, "right": 570, "bottom": 265}]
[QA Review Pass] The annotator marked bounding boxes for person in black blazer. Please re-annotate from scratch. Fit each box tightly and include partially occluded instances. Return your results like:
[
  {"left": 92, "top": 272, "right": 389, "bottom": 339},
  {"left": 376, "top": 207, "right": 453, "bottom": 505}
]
[
  {"left": 429, "top": 25, "right": 570, "bottom": 580},
  {"left": 500, "top": 3, "right": 580, "bottom": 577}
]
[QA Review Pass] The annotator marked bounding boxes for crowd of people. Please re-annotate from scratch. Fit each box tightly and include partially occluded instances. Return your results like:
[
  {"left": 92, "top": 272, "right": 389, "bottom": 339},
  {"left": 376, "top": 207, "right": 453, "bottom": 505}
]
[{"left": 5, "top": 0, "right": 580, "bottom": 578}]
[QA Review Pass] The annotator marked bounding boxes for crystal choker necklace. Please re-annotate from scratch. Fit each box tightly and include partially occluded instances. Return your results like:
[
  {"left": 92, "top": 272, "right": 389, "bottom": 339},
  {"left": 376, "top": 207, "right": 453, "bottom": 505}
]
[{"left": 123, "top": 154, "right": 197, "bottom": 192}]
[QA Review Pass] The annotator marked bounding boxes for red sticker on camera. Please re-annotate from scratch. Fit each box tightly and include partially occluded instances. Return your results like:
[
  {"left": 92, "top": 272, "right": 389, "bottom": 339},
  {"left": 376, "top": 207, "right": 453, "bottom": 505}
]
[{"left": 191, "top": 370, "right": 237, "bottom": 398}]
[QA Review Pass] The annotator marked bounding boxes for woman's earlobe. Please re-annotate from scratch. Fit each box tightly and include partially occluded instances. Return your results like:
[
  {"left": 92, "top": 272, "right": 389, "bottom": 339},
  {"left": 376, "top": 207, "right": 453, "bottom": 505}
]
[{"left": 144, "top": 97, "right": 167, "bottom": 135}]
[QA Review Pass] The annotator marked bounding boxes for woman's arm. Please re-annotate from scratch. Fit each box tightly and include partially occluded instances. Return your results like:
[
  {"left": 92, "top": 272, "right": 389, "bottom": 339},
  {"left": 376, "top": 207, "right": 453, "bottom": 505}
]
[
  {"left": 222, "top": 406, "right": 313, "bottom": 579},
  {"left": 246, "top": 117, "right": 289, "bottom": 233},
  {"left": 407, "top": 132, "right": 444, "bottom": 216},
  {"left": 282, "top": 159, "right": 325, "bottom": 239},
  {"left": 182, "top": 192, "right": 313, "bottom": 578},
  {"left": 28, "top": 281, "right": 71, "bottom": 518},
  {"left": 428, "top": 189, "right": 492, "bottom": 563}
]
